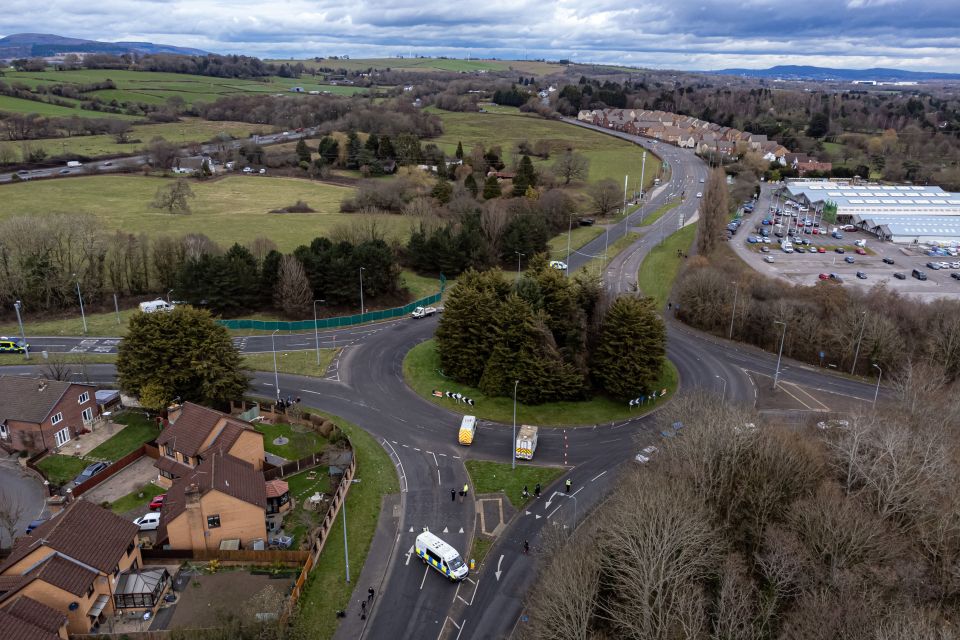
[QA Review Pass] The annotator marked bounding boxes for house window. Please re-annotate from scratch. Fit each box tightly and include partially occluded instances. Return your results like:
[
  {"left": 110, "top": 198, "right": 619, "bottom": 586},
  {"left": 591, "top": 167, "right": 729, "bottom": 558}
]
[
  {"left": 87, "top": 584, "right": 94, "bottom": 598},
  {"left": 206, "top": 514, "right": 221, "bottom": 529},
  {"left": 78, "top": 391, "right": 90, "bottom": 404},
  {"left": 0, "top": 423, "right": 7, "bottom": 440},
  {"left": 164, "top": 444, "right": 174, "bottom": 458},
  {"left": 51, "top": 412, "right": 63, "bottom": 426},
  {"left": 127, "top": 541, "right": 135, "bottom": 556},
  {"left": 54, "top": 427, "right": 71, "bottom": 448},
  {"left": 159, "top": 469, "right": 173, "bottom": 480},
  {"left": 82, "top": 407, "right": 94, "bottom": 424}
]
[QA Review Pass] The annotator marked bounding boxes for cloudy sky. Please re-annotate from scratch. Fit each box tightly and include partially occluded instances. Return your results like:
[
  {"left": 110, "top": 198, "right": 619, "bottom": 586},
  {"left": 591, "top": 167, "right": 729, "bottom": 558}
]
[{"left": 3, "top": 0, "right": 960, "bottom": 71}]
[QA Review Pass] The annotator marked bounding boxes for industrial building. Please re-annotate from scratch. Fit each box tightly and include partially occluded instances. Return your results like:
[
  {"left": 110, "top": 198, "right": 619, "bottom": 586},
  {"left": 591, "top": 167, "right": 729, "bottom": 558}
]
[{"left": 779, "top": 180, "right": 960, "bottom": 244}]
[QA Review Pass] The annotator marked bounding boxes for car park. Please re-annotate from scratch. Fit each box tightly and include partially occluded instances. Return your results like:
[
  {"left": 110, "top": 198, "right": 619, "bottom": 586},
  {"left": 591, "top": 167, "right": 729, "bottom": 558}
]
[
  {"left": 939, "top": 261, "right": 950, "bottom": 269},
  {"left": 72, "top": 461, "right": 108, "bottom": 487},
  {"left": 856, "top": 271, "right": 867, "bottom": 279},
  {"left": 893, "top": 272, "right": 906, "bottom": 280},
  {"left": 883, "top": 257, "right": 895, "bottom": 265},
  {"left": 844, "top": 256, "right": 855, "bottom": 264}
]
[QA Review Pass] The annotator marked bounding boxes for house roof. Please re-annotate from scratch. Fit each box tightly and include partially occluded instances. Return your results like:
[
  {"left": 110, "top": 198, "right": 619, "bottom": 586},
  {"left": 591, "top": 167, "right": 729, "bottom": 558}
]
[
  {"left": 159, "top": 450, "right": 266, "bottom": 538},
  {"left": 155, "top": 455, "right": 191, "bottom": 479},
  {"left": 4, "top": 596, "right": 66, "bottom": 635},
  {"left": 0, "top": 608, "right": 61, "bottom": 640},
  {"left": 156, "top": 403, "right": 255, "bottom": 459},
  {"left": 30, "top": 555, "right": 97, "bottom": 596},
  {"left": 264, "top": 479, "right": 289, "bottom": 499},
  {"left": 0, "top": 376, "right": 94, "bottom": 425},
  {"left": 0, "top": 500, "right": 136, "bottom": 577}
]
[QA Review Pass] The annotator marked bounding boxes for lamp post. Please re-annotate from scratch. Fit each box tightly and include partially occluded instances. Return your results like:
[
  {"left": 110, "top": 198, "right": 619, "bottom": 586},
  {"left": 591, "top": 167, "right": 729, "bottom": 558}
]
[
  {"left": 714, "top": 374, "right": 726, "bottom": 398},
  {"left": 359, "top": 267, "right": 365, "bottom": 316},
  {"left": 515, "top": 252, "right": 525, "bottom": 277},
  {"left": 342, "top": 494, "right": 350, "bottom": 583},
  {"left": 872, "top": 363, "right": 882, "bottom": 407},
  {"left": 313, "top": 299, "right": 325, "bottom": 366},
  {"left": 773, "top": 320, "right": 787, "bottom": 390},
  {"left": 271, "top": 329, "right": 281, "bottom": 403},
  {"left": 512, "top": 380, "right": 519, "bottom": 470},
  {"left": 13, "top": 300, "right": 28, "bottom": 360},
  {"left": 851, "top": 311, "right": 867, "bottom": 375},
  {"left": 73, "top": 274, "right": 87, "bottom": 335},
  {"left": 167, "top": 289, "right": 174, "bottom": 303},
  {"left": 728, "top": 282, "right": 739, "bottom": 340}
]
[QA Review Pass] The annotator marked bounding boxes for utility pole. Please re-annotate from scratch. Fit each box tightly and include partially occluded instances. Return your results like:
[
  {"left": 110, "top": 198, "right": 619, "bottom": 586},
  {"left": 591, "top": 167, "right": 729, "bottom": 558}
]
[
  {"left": 13, "top": 300, "right": 28, "bottom": 360},
  {"left": 515, "top": 252, "right": 524, "bottom": 277},
  {"left": 313, "top": 299, "right": 325, "bottom": 366},
  {"left": 565, "top": 215, "right": 573, "bottom": 277},
  {"left": 872, "top": 364, "right": 882, "bottom": 407},
  {"left": 512, "top": 380, "right": 519, "bottom": 470},
  {"left": 851, "top": 311, "right": 867, "bottom": 375},
  {"left": 271, "top": 329, "right": 281, "bottom": 403},
  {"left": 73, "top": 274, "right": 87, "bottom": 335},
  {"left": 113, "top": 293, "right": 121, "bottom": 325},
  {"left": 622, "top": 174, "right": 628, "bottom": 221},
  {"left": 359, "top": 267, "right": 365, "bottom": 316},
  {"left": 342, "top": 496, "right": 350, "bottom": 583}
]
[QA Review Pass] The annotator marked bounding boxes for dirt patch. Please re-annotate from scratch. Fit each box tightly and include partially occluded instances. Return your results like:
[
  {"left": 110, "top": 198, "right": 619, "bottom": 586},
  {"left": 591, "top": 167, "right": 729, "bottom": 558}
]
[{"left": 166, "top": 571, "right": 294, "bottom": 630}]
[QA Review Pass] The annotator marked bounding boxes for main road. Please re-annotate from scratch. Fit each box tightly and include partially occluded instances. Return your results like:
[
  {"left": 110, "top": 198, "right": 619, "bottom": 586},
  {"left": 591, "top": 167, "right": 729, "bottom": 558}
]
[{"left": 4, "top": 124, "right": 880, "bottom": 639}]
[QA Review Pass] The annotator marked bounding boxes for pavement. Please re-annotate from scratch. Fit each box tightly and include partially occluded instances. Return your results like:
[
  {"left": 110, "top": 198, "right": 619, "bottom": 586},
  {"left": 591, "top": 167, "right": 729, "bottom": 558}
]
[{"left": 79, "top": 456, "right": 158, "bottom": 505}]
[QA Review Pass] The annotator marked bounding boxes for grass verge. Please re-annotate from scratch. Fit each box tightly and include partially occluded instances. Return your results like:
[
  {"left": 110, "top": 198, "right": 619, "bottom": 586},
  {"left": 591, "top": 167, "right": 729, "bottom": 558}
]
[
  {"left": 293, "top": 409, "right": 399, "bottom": 640},
  {"left": 404, "top": 339, "right": 679, "bottom": 426},
  {"left": 0, "top": 309, "right": 132, "bottom": 338},
  {"left": 36, "top": 455, "right": 88, "bottom": 485},
  {"left": 573, "top": 231, "right": 641, "bottom": 276},
  {"left": 0, "top": 352, "right": 118, "bottom": 366},
  {"left": 546, "top": 225, "right": 604, "bottom": 261},
  {"left": 109, "top": 483, "right": 164, "bottom": 514},
  {"left": 88, "top": 412, "right": 161, "bottom": 461},
  {"left": 641, "top": 199, "right": 681, "bottom": 226},
  {"left": 470, "top": 537, "right": 494, "bottom": 567},
  {"left": 637, "top": 223, "right": 698, "bottom": 309},
  {"left": 243, "top": 349, "right": 337, "bottom": 378},
  {"left": 466, "top": 460, "right": 566, "bottom": 510},
  {"left": 255, "top": 422, "right": 328, "bottom": 459}
]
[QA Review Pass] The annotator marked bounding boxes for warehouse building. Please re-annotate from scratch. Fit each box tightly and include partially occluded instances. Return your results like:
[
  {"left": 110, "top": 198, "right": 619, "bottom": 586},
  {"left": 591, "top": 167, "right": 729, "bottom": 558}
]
[{"left": 779, "top": 180, "right": 960, "bottom": 244}]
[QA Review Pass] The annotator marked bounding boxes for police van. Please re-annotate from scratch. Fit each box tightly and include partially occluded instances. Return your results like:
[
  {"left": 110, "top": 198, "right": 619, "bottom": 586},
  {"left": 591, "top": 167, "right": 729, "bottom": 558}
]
[
  {"left": 0, "top": 337, "right": 28, "bottom": 353},
  {"left": 415, "top": 529, "right": 469, "bottom": 582},
  {"left": 457, "top": 415, "right": 476, "bottom": 445}
]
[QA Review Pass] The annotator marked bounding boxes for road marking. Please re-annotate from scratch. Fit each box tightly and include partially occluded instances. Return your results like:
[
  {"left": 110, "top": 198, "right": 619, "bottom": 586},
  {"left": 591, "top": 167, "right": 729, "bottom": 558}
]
[
  {"left": 546, "top": 504, "right": 562, "bottom": 519},
  {"left": 437, "top": 469, "right": 441, "bottom": 486},
  {"left": 419, "top": 566, "right": 429, "bottom": 590},
  {"left": 381, "top": 439, "right": 408, "bottom": 493},
  {"left": 430, "top": 452, "right": 439, "bottom": 466},
  {"left": 591, "top": 470, "right": 607, "bottom": 482},
  {"left": 401, "top": 444, "right": 409, "bottom": 448},
  {"left": 495, "top": 554, "right": 504, "bottom": 581},
  {"left": 438, "top": 453, "right": 447, "bottom": 457},
  {"left": 413, "top": 447, "right": 421, "bottom": 452},
  {"left": 405, "top": 545, "right": 414, "bottom": 565}
]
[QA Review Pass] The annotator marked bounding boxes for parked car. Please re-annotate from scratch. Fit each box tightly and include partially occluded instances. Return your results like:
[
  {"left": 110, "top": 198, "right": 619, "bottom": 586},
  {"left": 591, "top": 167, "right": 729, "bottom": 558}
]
[
  {"left": 835, "top": 247, "right": 845, "bottom": 254},
  {"left": 149, "top": 494, "right": 166, "bottom": 511},
  {"left": 795, "top": 246, "right": 806, "bottom": 253},
  {"left": 951, "top": 273, "right": 960, "bottom": 281},
  {"left": 548, "top": 260, "right": 567, "bottom": 271},
  {"left": 242, "top": 166, "right": 253, "bottom": 173},
  {"left": 882, "top": 257, "right": 895, "bottom": 265},
  {"left": 817, "top": 247, "right": 826, "bottom": 253},
  {"left": 134, "top": 513, "right": 160, "bottom": 531},
  {"left": 764, "top": 255, "right": 775, "bottom": 263},
  {"left": 72, "top": 461, "right": 109, "bottom": 487},
  {"left": 844, "top": 256, "right": 855, "bottom": 264},
  {"left": 893, "top": 272, "right": 906, "bottom": 280},
  {"left": 855, "top": 248, "right": 866, "bottom": 255},
  {"left": 829, "top": 273, "right": 843, "bottom": 282},
  {"left": 926, "top": 262, "right": 942, "bottom": 270},
  {"left": 913, "top": 269, "right": 928, "bottom": 280},
  {"left": 856, "top": 271, "right": 867, "bottom": 279}
]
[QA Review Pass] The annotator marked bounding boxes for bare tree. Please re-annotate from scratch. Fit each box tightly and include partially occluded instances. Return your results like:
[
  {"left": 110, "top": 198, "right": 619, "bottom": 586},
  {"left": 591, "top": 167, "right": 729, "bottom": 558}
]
[
  {"left": 147, "top": 136, "right": 180, "bottom": 170},
  {"left": 275, "top": 255, "right": 312, "bottom": 318},
  {"left": 481, "top": 199, "right": 510, "bottom": 251},
  {"left": 246, "top": 237, "right": 278, "bottom": 264},
  {"left": 151, "top": 179, "right": 195, "bottom": 214},
  {"left": 552, "top": 149, "right": 590, "bottom": 185},
  {"left": 696, "top": 167, "right": 729, "bottom": 257},
  {"left": 587, "top": 178, "right": 621, "bottom": 217},
  {"left": 0, "top": 488, "right": 25, "bottom": 549}
]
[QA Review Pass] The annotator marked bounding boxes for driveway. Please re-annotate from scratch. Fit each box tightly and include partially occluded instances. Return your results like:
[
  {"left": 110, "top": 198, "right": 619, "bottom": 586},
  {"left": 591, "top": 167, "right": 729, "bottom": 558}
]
[
  {"left": 0, "top": 454, "right": 48, "bottom": 546},
  {"left": 81, "top": 456, "right": 158, "bottom": 505}
]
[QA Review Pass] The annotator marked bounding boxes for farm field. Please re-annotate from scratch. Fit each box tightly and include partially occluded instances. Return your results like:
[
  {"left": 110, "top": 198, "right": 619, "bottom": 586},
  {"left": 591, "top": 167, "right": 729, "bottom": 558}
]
[
  {"left": 0, "top": 94, "right": 137, "bottom": 119},
  {"left": 2, "top": 69, "right": 369, "bottom": 110},
  {"left": 283, "top": 57, "right": 564, "bottom": 76},
  {"left": 20, "top": 118, "right": 261, "bottom": 159},
  {"left": 0, "top": 175, "right": 414, "bottom": 251}
]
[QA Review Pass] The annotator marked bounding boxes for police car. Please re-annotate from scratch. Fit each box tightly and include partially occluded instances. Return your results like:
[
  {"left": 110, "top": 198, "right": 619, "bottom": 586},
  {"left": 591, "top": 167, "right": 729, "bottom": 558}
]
[
  {"left": 415, "top": 529, "right": 469, "bottom": 582},
  {"left": 0, "top": 337, "right": 28, "bottom": 353}
]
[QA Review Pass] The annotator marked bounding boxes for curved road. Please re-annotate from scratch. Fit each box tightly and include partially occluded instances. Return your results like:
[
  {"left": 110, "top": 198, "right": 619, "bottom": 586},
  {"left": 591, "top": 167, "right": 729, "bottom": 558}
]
[{"left": 5, "top": 125, "right": 882, "bottom": 640}]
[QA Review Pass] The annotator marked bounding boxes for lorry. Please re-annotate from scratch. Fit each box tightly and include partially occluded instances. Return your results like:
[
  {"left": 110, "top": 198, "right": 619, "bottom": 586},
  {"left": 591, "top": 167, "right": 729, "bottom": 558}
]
[
  {"left": 458, "top": 415, "right": 476, "bottom": 445},
  {"left": 66, "top": 161, "right": 81, "bottom": 168},
  {"left": 515, "top": 425, "right": 539, "bottom": 460},
  {"left": 139, "top": 299, "right": 175, "bottom": 313},
  {"left": 411, "top": 306, "right": 437, "bottom": 319}
]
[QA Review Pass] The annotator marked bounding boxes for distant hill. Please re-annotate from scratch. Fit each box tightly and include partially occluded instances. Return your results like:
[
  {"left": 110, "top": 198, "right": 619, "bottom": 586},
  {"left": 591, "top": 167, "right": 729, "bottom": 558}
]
[
  {"left": 0, "top": 33, "right": 209, "bottom": 58},
  {"left": 706, "top": 65, "right": 960, "bottom": 82}
]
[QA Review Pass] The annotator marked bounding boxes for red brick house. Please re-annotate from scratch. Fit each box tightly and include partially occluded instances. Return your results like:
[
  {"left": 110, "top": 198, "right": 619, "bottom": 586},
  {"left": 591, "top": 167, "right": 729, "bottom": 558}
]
[{"left": 0, "top": 377, "right": 99, "bottom": 454}]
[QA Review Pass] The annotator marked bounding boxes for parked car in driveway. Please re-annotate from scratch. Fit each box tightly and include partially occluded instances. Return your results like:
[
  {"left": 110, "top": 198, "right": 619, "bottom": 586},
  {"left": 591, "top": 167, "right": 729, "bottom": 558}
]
[
  {"left": 134, "top": 513, "right": 160, "bottom": 531},
  {"left": 149, "top": 494, "right": 166, "bottom": 511},
  {"left": 72, "top": 461, "right": 108, "bottom": 487}
]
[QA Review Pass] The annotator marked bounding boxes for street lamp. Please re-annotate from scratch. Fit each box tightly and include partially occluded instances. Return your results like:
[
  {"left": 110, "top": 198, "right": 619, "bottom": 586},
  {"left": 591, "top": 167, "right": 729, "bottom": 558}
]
[
  {"left": 714, "top": 374, "right": 726, "bottom": 398},
  {"left": 773, "top": 320, "right": 787, "bottom": 390},
  {"left": 13, "top": 300, "right": 28, "bottom": 360},
  {"left": 359, "top": 267, "right": 365, "bottom": 316},
  {"left": 313, "top": 299, "right": 325, "bottom": 366},
  {"left": 514, "top": 252, "right": 525, "bottom": 277},
  {"left": 73, "top": 274, "right": 87, "bottom": 335},
  {"left": 271, "top": 329, "right": 281, "bottom": 403},
  {"left": 342, "top": 493, "right": 350, "bottom": 583},
  {"left": 728, "top": 281, "right": 739, "bottom": 340},
  {"left": 851, "top": 311, "right": 867, "bottom": 375},
  {"left": 512, "top": 380, "right": 519, "bottom": 470},
  {"left": 167, "top": 289, "right": 174, "bottom": 303},
  {"left": 872, "top": 363, "right": 882, "bottom": 407}
]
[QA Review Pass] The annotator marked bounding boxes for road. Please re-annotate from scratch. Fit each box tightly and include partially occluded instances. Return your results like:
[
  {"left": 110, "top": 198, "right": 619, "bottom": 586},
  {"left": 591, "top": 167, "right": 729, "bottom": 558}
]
[
  {"left": 0, "top": 128, "right": 317, "bottom": 184},
  {"left": 0, "top": 455, "right": 48, "bottom": 547},
  {"left": 2, "top": 123, "right": 883, "bottom": 639}
]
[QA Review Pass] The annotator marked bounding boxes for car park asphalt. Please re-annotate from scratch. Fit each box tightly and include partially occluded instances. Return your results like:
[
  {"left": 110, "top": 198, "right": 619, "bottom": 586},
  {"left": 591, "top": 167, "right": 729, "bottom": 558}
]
[{"left": 2, "top": 126, "right": 884, "bottom": 640}]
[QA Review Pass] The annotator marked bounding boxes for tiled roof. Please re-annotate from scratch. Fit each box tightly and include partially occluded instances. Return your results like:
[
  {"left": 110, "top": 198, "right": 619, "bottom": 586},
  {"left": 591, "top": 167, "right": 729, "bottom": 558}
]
[
  {"left": 5, "top": 596, "right": 67, "bottom": 634},
  {"left": 156, "top": 403, "right": 254, "bottom": 459},
  {"left": 31, "top": 555, "right": 97, "bottom": 596},
  {"left": 264, "top": 479, "right": 289, "bottom": 499},
  {"left": 0, "top": 376, "right": 93, "bottom": 425},
  {"left": 0, "top": 608, "right": 60, "bottom": 640},
  {"left": 155, "top": 454, "right": 192, "bottom": 479},
  {"left": 0, "top": 500, "right": 136, "bottom": 576}
]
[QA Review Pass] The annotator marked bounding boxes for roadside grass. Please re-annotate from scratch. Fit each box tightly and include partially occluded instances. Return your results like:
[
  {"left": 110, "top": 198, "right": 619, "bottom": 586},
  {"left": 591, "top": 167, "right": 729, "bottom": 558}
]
[
  {"left": 573, "top": 231, "right": 641, "bottom": 277},
  {"left": 428, "top": 111, "right": 660, "bottom": 197},
  {"left": 243, "top": 349, "right": 337, "bottom": 379},
  {"left": 403, "top": 339, "right": 679, "bottom": 426},
  {"left": 641, "top": 199, "right": 681, "bottom": 226},
  {"left": 255, "top": 422, "right": 329, "bottom": 459},
  {"left": 546, "top": 225, "right": 604, "bottom": 261},
  {"left": 36, "top": 455, "right": 88, "bottom": 485},
  {"left": 465, "top": 460, "right": 566, "bottom": 510},
  {"left": 470, "top": 537, "right": 494, "bottom": 567},
  {"left": 0, "top": 175, "right": 412, "bottom": 252},
  {"left": 0, "top": 352, "right": 117, "bottom": 365},
  {"left": 109, "top": 483, "right": 164, "bottom": 514},
  {"left": 88, "top": 412, "right": 161, "bottom": 461},
  {"left": 0, "top": 309, "right": 132, "bottom": 338},
  {"left": 293, "top": 409, "right": 399, "bottom": 640},
  {"left": 637, "top": 223, "right": 698, "bottom": 309},
  {"left": 400, "top": 270, "right": 447, "bottom": 301}
]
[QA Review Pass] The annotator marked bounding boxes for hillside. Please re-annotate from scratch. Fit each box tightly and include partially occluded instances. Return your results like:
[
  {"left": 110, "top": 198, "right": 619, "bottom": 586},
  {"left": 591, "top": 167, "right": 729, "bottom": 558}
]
[
  {"left": 0, "top": 32, "right": 208, "bottom": 58},
  {"left": 707, "top": 64, "right": 960, "bottom": 82}
]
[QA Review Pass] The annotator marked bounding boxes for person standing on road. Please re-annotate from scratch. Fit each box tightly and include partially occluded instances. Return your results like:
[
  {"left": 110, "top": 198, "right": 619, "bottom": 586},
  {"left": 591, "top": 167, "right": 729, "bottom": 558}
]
[
  {"left": 451, "top": 488, "right": 456, "bottom": 502},
  {"left": 461, "top": 483, "right": 469, "bottom": 503},
  {"left": 360, "top": 600, "right": 366, "bottom": 620},
  {"left": 565, "top": 478, "right": 572, "bottom": 493},
  {"left": 523, "top": 540, "right": 530, "bottom": 554},
  {"left": 368, "top": 587, "right": 375, "bottom": 603},
  {"left": 534, "top": 483, "right": 541, "bottom": 498}
]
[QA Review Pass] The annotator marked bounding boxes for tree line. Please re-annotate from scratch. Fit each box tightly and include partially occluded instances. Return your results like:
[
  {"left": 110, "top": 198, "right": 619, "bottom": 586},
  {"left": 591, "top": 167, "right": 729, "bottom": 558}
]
[
  {"left": 523, "top": 389, "right": 960, "bottom": 639},
  {"left": 435, "top": 262, "right": 665, "bottom": 404}
]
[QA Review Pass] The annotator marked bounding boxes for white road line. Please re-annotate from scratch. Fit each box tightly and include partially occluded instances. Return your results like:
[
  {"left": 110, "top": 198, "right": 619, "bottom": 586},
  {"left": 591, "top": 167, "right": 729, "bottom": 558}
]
[
  {"left": 546, "top": 505, "right": 562, "bottom": 519},
  {"left": 437, "top": 469, "right": 441, "bottom": 486},
  {"left": 414, "top": 448, "right": 421, "bottom": 452},
  {"left": 438, "top": 453, "right": 447, "bottom": 457},
  {"left": 430, "top": 452, "right": 439, "bottom": 466},
  {"left": 591, "top": 470, "right": 607, "bottom": 482},
  {"left": 420, "top": 566, "right": 429, "bottom": 590},
  {"left": 401, "top": 444, "right": 409, "bottom": 448}
]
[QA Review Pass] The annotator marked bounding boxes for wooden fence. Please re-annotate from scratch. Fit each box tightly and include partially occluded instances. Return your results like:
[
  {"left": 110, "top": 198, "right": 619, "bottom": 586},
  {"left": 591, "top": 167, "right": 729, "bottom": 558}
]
[
  {"left": 141, "top": 548, "right": 309, "bottom": 564},
  {"left": 72, "top": 443, "right": 155, "bottom": 498}
]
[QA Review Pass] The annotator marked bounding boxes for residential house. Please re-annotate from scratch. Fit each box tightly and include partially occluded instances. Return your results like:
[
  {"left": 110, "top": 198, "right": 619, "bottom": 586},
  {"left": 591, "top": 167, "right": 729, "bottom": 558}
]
[
  {"left": 172, "top": 156, "right": 216, "bottom": 176},
  {"left": 0, "top": 377, "right": 99, "bottom": 454},
  {"left": 154, "top": 402, "right": 264, "bottom": 488},
  {"left": 796, "top": 159, "right": 833, "bottom": 176},
  {"left": 0, "top": 595, "right": 68, "bottom": 640},
  {"left": 0, "top": 500, "right": 168, "bottom": 635}
]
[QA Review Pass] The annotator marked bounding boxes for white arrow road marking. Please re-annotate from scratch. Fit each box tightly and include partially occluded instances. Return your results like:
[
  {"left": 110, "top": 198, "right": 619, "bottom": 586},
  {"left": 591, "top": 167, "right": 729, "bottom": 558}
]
[
  {"left": 495, "top": 555, "right": 504, "bottom": 581},
  {"left": 458, "top": 527, "right": 464, "bottom": 534},
  {"left": 409, "top": 527, "right": 414, "bottom": 533},
  {"left": 405, "top": 545, "right": 415, "bottom": 565},
  {"left": 544, "top": 491, "right": 560, "bottom": 509},
  {"left": 442, "top": 527, "right": 449, "bottom": 533}
]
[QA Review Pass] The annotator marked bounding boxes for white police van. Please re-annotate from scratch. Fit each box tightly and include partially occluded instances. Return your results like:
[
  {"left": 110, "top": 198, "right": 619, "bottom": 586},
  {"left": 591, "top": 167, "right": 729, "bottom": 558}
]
[{"left": 415, "top": 529, "right": 468, "bottom": 582}]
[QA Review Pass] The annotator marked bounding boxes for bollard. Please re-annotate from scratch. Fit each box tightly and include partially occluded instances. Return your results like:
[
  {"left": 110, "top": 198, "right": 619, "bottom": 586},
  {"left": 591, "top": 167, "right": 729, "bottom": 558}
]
[{"left": 470, "top": 558, "right": 475, "bottom": 570}]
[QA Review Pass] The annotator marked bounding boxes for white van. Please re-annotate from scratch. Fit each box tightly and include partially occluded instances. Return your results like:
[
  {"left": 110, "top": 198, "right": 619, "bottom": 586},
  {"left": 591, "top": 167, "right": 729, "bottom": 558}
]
[
  {"left": 139, "top": 299, "right": 175, "bottom": 313},
  {"left": 458, "top": 415, "right": 476, "bottom": 445},
  {"left": 415, "top": 529, "right": 469, "bottom": 582}
]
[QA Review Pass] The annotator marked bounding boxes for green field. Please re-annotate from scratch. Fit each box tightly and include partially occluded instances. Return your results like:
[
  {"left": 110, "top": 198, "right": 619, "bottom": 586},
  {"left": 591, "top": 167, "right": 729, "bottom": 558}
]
[
  {"left": 0, "top": 94, "right": 139, "bottom": 119},
  {"left": 0, "top": 175, "right": 414, "bottom": 252},
  {"left": 403, "top": 338, "right": 679, "bottom": 426},
  {"left": 430, "top": 112, "right": 660, "bottom": 197},
  {"left": 21, "top": 118, "right": 260, "bottom": 160},
  {"left": 641, "top": 199, "right": 681, "bottom": 226},
  {"left": 637, "top": 223, "right": 698, "bottom": 309},
  {"left": 243, "top": 349, "right": 337, "bottom": 379},
  {"left": 4, "top": 69, "right": 369, "bottom": 109},
  {"left": 282, "top": 57, "right": 564, "bottom": 76},
  {"left": 465, "top": 460, "right": 566, "bottom": 510}
]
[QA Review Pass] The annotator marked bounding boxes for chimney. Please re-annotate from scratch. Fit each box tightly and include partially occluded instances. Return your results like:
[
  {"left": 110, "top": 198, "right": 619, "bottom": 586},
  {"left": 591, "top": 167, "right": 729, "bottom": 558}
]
[
  {"left": 38, "top": 381, "right": 47, "bottom": 393},
  {"left": 167, "top": 403, "right": 183, "bottom": 424}
]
